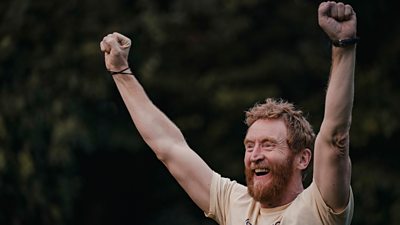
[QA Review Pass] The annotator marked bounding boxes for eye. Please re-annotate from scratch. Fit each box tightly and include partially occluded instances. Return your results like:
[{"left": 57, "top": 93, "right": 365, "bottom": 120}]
[
  {"left": 261, "top": 141, "right": 275, "bottom": 149},
  {"left": 245, "top": 143, "right": 254, "bottom": 152}
]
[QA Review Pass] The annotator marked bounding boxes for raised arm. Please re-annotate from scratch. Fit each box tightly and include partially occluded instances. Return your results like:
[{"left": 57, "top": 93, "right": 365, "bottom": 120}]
[
  {"left": 100, "top": 32, "right": 213, "bottom": 211},
  {"left": 314, "top": 2, "right": 357, "bottom": 212}
]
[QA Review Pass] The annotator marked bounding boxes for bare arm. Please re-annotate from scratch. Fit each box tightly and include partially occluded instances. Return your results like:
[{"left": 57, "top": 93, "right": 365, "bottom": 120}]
[
  {"left": 100, "top": 33, "right": 213, "bottom": 212},
  {"left": 314, "top": 2, "right": 357, "bottom": 212}
]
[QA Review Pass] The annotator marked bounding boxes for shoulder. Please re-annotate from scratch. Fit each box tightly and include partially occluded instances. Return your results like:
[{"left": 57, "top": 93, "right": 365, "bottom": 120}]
[
  {"left": 210, "top": 172, "right": 248, "bottom": 200},
  {"left": 302, "top": 181, "right": 354, "bottom": 214},
  {"left": 283, "top": 181, "right": 354, "bottom": 224},
  {"left": 206, "top": 172, "right": 252, "bottom": 224}
]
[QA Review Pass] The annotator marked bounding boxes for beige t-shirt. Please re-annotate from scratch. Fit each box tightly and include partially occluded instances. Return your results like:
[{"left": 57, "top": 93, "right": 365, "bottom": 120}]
[{"left": 205, "top": 172, "right": 354, "bottom": 225}]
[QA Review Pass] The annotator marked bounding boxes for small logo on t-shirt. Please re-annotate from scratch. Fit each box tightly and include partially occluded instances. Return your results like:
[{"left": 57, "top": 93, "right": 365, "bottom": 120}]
[
  {"left": 245, "top": 218, "right": 281, "bottom": 225},
  {"left": 245, "top": 219, "right": 252, "bottom": 225}
]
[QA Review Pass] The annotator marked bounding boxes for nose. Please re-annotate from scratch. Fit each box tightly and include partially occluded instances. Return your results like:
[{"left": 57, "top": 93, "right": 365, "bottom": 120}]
[{"left": 250, "top": 144, "right": 265, "bottom": 163}]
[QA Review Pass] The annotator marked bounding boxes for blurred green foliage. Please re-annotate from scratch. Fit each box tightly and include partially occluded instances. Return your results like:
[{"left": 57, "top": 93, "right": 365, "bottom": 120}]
[{"left": 0, "top": 0, "right": 399, "bottom": 224}]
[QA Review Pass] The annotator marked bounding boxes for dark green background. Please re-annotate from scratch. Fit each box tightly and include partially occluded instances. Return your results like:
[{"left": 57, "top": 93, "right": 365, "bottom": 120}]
[{"left": 1, "top": 0, "right": 399, "bottom": 224}]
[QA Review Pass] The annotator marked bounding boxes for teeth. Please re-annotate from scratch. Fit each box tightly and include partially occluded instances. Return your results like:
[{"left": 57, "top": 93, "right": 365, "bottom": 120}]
[{"left": 254, "top": 168, "right": 269, "bottom": 173}]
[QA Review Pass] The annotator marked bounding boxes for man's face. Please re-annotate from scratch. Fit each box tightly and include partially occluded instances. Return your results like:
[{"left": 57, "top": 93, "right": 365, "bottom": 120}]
[{"left": 243, "top": 119, "right": 295, "bottom": 206}]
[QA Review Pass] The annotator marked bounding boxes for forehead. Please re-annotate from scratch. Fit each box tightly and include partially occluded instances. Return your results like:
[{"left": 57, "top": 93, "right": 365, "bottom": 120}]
[{"left": 245, "top": 119, "right": 287, "bottom": 141}]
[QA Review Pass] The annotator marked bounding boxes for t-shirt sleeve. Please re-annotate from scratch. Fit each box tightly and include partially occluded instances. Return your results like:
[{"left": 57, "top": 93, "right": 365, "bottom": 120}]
[
  {"left": 310, "top": 181, "right": 354, "bottom": 225},
  {"left": 204, "top": 171, "right": 238, "bottom": 225}
]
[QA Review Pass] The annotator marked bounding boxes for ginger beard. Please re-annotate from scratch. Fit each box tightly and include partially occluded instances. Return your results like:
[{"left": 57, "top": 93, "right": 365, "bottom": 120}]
[{"left": 245, "top": 153, "right": 295, "bottom": 205}]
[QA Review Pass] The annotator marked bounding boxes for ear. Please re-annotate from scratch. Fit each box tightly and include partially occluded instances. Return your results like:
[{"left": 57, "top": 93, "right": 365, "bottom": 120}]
[{"left": 295, "top": 148, "right": 312, "bottom": 170}]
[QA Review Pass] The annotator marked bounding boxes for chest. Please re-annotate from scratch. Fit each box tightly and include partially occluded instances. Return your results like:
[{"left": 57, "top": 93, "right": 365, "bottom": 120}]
[{"left": 226, "top": 204, "right": 320, "bottom": 225}]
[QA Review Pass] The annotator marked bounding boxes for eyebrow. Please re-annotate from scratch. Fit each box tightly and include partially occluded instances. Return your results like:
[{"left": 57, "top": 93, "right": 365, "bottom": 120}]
[{"left": 243, "top": 137, "right": 278, "bottom": 145}]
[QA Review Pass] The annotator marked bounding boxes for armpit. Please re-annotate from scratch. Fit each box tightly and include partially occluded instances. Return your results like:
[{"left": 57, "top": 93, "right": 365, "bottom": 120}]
[{"left": 331, "top": 131, "right": 350, "bottom": 156}]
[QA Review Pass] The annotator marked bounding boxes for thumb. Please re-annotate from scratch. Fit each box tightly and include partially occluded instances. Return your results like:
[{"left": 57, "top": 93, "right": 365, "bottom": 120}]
[
  {"left": 106, "top": 35, "right": 123, "bottom": 54},
  {"left": 113, "top": 32, "right": 131, "bottom": 49},
  {"left": 100, "top": 41, "right": 111, "bottom": 54}
]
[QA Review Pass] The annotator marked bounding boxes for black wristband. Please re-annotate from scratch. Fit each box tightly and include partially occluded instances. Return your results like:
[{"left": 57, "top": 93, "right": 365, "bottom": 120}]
[
  {"left": 332, "top": 37, "right": 360, "bottom": 47},
  {"left": 108, "top": 67, "right": 133, "bottom": 75}
]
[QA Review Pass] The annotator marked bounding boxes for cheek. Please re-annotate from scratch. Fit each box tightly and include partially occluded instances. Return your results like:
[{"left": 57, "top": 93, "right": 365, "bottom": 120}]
[
  {"left": 244, "top": 154, "right": 251, "bottom": 166},
  {"left": 268, "top": 149, "right": 288, "bottom": 161}
]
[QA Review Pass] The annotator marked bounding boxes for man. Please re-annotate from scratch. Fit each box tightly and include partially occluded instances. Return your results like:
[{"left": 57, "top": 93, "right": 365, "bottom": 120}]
[{"left": 100, "top": 1, "right": 357, "bottom": 224}]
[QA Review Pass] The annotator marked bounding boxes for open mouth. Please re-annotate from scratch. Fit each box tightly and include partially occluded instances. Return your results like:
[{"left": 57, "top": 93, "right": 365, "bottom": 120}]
[{"left": 254, "top": 168, "right": 270, "bottom": 176}]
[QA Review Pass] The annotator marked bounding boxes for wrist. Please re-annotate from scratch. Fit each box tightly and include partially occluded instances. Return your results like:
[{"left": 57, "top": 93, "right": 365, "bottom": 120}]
[
  {"left": 332, "top": 44, "right": 356, "bottom": 62},
  {"left": 108, "top": 67, "right": 133, "bottom": 75},
  {"left": 331, "top": 37, "right": 359, "bottom": 48}
]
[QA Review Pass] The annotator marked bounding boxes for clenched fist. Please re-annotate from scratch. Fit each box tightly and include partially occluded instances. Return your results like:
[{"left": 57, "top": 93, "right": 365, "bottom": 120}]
[
  {"left": 100, "top": 32, "right": 132, "bottom": 72},
  {"left": 318, "top": 1, "right": 357, "bottom": 41}
]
